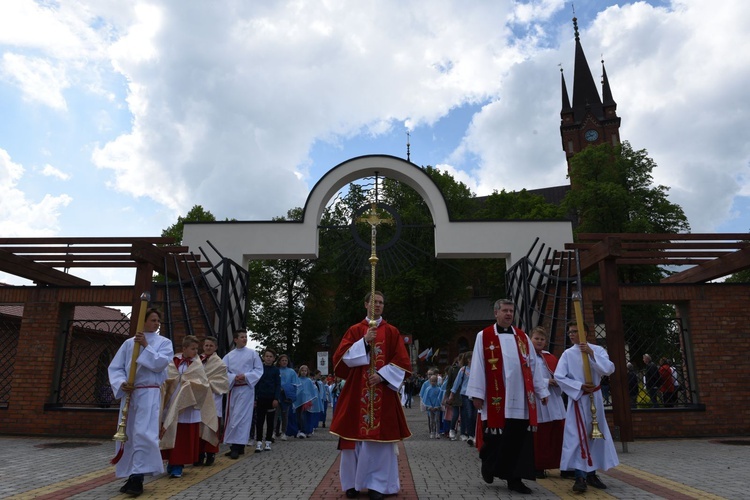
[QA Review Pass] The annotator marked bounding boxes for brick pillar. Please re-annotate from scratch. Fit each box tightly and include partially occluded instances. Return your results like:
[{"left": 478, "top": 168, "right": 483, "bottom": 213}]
[{"left": 6, "top": 289, "right": 64, "bottom": 433}]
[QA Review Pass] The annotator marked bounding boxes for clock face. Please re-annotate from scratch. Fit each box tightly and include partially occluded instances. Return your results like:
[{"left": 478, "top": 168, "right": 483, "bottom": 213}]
[{"left": 585, "top": 129, "right": 599, "bottom": 142}]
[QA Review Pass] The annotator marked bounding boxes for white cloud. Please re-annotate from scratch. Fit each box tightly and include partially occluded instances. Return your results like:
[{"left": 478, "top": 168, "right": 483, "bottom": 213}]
[
  {"left": 89, "top": 1, "right": 576, "bottom": 220},
  {"left": 40, "top": 163, "right": 71, "bottom": 180},
  {"left": 0, "top": 0, "right": 127, "bottom": 109},
  {"left": 1, "top": 0, "right": 748, "bottom": 243},
  {"left": 453, "top": 0, "right": 750, "bottom": 232},
  {"left": 0, "top": 148, "right": 72, "bottom": 236},
  {"left": 1, "top": 53, "right": 69, "bottom": 110}
]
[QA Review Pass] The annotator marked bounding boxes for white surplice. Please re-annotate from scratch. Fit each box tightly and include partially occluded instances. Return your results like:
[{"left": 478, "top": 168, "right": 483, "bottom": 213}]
[
  {"left": 108, "top": 331, "right": 173, "bottom": 478},
  {"left": 466, "top": 326, "right": 549, "bottom": 421},
  {"left": 555, "top": 344, "right": 619, "bottom": 472},
  {"left": 222, "top": 346, "right": 263, "bottom": 446}
]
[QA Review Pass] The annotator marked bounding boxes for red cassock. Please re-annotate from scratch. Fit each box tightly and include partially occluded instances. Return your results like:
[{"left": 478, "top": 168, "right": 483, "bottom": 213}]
[
  {"left": 329, "top": 319, "right": 412, "bottom": 444},
  {"left": 534, "top": 351, "right": 565, "bottom": 470}
]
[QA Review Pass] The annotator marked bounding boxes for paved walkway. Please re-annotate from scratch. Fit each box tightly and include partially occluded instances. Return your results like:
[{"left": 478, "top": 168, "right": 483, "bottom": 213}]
[{"left": 1, "top": 404, "right": 748, "bottom": 499}]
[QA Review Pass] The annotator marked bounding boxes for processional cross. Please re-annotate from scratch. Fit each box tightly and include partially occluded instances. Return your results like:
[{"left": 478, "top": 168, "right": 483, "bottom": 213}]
[{"left": 356, "top": 181, "right": 393, "bottom": 431}]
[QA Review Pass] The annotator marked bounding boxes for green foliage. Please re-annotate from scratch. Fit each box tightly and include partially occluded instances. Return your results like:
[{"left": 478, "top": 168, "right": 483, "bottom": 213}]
[
  {"left": 161, "top": 205, "right": 217, "bottom": 244},
  {"left": 725, "top": 268, "right": 750, "bottom": 283},
  {"left": 563, "top": 141, "right": 690, "bottom": 284},
  {"left": 475, "top": 189, "right": 564, "bottom": 220},
  {"left": 563, "top": 141, "right": 690, "bottom": 235},
  {"left": 246, "top": 208, "right": 318, "bottom": 361}
]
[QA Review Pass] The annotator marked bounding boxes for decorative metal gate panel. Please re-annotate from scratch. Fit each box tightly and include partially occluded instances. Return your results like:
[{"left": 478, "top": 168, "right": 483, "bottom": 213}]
[
  {"left": 506, "top": 238, "right": 696, "bottom": 409},
  {"left": 52, "top": 250, "right": 248, "bottom": 408}
]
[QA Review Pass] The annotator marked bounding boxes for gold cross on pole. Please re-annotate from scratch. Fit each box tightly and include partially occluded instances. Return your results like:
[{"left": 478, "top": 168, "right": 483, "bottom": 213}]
[
  {"left": 358, "top": 202, "right": 392, "bottom": 229},
  {"left": 357, "top": 201, "right": 392, "bottom": 432}
]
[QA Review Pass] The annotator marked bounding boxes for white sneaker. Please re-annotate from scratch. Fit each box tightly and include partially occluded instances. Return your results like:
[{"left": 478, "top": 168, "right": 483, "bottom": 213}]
[
  {"left": 449, "top": 430, "right": 456, "bottom": 440},
  {"left": 296, "top": 431, "right": 305, "bottom": 439},
  {"left": 460, "top": 434, "right": 468, "bottom": 441},
  {"left": 255, "top": 441, "right": 263, "bottom": 453},
  {"left": 264, "top": 441, "right": 271, "bottom": 451},
  {"left": 429, "top": 432, "right": 435, "bottom": 439},
  {"left": 280, "top": 434, "right": 288, "bottom": 441}
]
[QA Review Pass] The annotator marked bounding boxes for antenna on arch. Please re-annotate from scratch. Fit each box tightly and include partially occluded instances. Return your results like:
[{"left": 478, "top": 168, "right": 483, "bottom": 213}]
[{"left": 406, "top": 131, "right": 411, "bottom": 162}]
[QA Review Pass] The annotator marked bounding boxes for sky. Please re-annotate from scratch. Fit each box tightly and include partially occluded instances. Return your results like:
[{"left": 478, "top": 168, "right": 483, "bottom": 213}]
[{"left": 1, "top": 0, "right": 749, "bottom": 287}]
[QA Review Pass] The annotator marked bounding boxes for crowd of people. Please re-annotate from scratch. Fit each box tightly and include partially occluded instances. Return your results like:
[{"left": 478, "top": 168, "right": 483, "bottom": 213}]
[
  {"left": 108, "top": 296, "right": 620, "bottom": 497},
  {"left": 107, "top": 308, "right": 344, "bottom": 497},
  {"left": 408, "top": 300, "right": 619, "bottom": 495}
]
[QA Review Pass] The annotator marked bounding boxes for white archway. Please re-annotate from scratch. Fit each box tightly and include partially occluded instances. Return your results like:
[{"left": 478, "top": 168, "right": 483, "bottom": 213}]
[{"left": 182, "top": 154, "right": 572, "bottom": 267}]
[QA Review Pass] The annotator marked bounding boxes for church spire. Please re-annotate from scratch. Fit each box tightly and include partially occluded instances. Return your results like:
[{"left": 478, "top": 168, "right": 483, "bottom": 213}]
[
  {"left": 560, "top": 15, "right": 621, "bottom": 170},
  {"left": 561, "top": 67, "right": 572, "bottom": 114},
  {"left": 601, "top": 59, "right": 616, "bottom": 107},
  {"left": 571, "top": 17, "right": 603, "bottom": 122}
]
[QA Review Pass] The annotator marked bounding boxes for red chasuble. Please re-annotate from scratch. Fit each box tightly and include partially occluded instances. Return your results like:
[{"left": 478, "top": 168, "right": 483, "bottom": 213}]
[{"left": 329, "top": 319, "right": 412, "bottom": 443}]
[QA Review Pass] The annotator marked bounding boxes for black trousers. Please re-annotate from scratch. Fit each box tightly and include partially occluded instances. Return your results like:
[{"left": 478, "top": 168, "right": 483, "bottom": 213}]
[
  {"left": 255, "top": 398, "right": 276, "bottom": 441},
  {"left": 479, "top": 418, "right": 536, "bottom": 481}
]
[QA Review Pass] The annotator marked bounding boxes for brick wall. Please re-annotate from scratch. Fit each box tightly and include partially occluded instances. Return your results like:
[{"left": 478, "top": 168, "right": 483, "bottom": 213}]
[
  {"left": 3, "top": 281, "right": 748, "bottom": 439},
  {"left": 589, "top": 283, "right": 750, "bottom": 438},
  {"left": 0, "top": 288, "right": 127, "bottom": 437}
]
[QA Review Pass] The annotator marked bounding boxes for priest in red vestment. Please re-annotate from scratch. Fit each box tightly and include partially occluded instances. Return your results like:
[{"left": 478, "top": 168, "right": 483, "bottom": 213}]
[{"left": 329, "top": 291, "right": 411, "bottom": 500}]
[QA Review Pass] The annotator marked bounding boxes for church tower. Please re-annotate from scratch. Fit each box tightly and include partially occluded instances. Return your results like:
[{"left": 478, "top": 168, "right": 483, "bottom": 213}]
[{"left": 560, "top": 17, "right": 621, "bottom": 172}]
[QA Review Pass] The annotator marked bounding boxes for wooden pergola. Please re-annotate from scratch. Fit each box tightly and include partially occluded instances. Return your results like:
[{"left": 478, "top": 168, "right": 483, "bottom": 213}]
[
  {"left": 565, "top": 232, "right": 750, "bottom": 444},
  {"left": 0, "top": 237, "right": 210, "bottom": 331}
]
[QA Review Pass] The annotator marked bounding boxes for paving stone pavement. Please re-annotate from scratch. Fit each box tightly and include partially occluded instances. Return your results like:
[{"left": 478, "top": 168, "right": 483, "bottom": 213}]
[{"left": 0, "top": 402, "right": 748, "bottom": 499}]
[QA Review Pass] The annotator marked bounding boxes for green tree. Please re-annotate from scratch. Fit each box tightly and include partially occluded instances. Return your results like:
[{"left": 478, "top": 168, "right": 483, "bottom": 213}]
[
  {"left": 475, "top": 189, "right": 564, "bottom": 220},
  {"left": 327, "top": 167, "right": 475, "bottom": 349},
  {"left": 725, "top": 269, "right": 750, "bottom": 283},
  {"left": 564, "top": 142, "right": 692, "bottom": 380},
  {"left": 161, "top": 205, "right": 216, "bottom": 244},
  {"left": 246, "top": 207, "right": 320, "bottom": 360},
  {"left": 563, "top": 141, "right": 689, "bottom": 235}
]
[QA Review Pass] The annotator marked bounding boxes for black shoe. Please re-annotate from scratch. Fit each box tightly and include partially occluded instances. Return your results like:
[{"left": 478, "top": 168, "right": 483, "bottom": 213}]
[
  {"left": 535, "top": 469, "right": 547, "bottom": 479},
  {"left": 508, "top": 479, "right": 532, "bottom": 494},
  {"left": 345, "top": 488, "right": 359, "bottom": 498},
  {"left": 229, "top": 449, "right": 239, "bottom": 459},
  {"left": 587, "top": 474, "right": 607, "bottom": 489},
  {"left": 119, "top": 479, "right": 132, "bottom": 493},
  {"left": 204, "top": 453, "right": 215, "bottom": 466},
  {"left": 368, "top": 490, "right": 385, "bottom": 500},
  {"left": 573, "top": 477, "right": 588, "bottom": 493},
  {"left": 124, "top": 476, "right": 143, "bottom": 496},
  {"left": 481, "top": 461, "right": 494, "bottom": 484},
  {"left": 560, "top": 470, "right": 576, "bottom": 479},
  {"left": 193, "top": 452, "right": 205, "bottom": 466}
]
